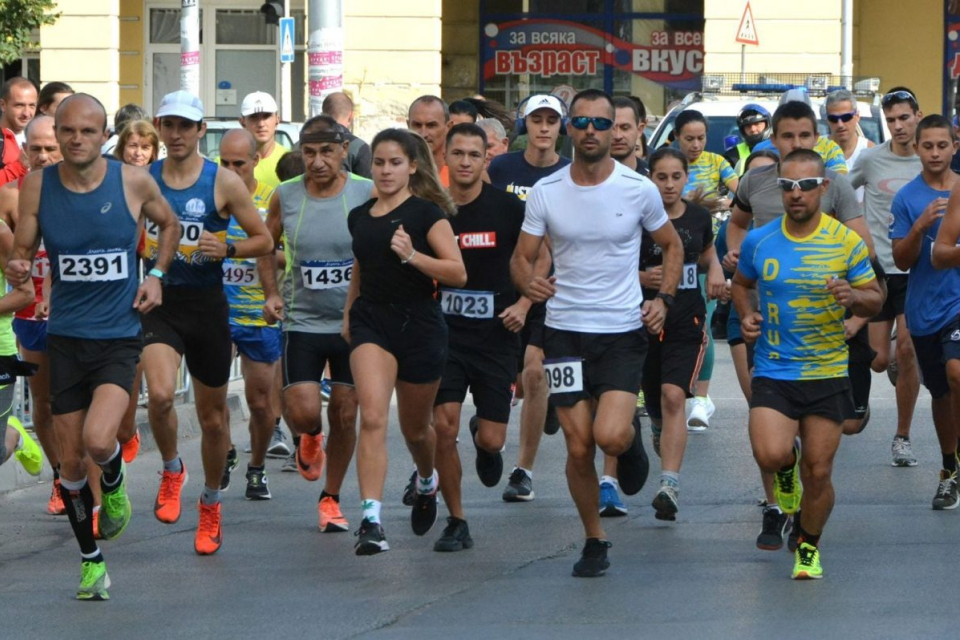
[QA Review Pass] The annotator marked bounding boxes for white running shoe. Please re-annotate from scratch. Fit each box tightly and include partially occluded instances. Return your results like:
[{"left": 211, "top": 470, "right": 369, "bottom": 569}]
[{"left": 686, "top": 397, "right": 710, "bottom": 432}]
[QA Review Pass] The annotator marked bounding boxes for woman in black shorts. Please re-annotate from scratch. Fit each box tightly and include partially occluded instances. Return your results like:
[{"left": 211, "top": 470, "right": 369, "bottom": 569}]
[
  {"left": 641, "top": 148, "right": 725, "bottom": 521},
  {"left": 345, "top": 129, "right": 466, "bottom": 554}
]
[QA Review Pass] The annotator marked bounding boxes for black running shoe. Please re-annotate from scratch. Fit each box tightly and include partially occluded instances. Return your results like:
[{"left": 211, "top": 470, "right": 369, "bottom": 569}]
[
  {"left": 354, "top": 518, "right": 389, "bottom": 555},
  {"left": 411, "top": 487, "right": 438, "bottom": 536},
  {"left": 244, "top": 467, "right": 271, "bottom": 500},
  {"left": 220, "top": 446, "right": 238, "bottom": 491},
  {"left": 501, "top": 467, "right": 535, "bottom": 502},
  {"left": 572, "top": 538, "right": 612, "bottom": 577},
  {"left": 470, "top": 416, "right": 503, "bottom": 487},
  {"left": 787, "top": 510, "right": 801, "bottom": 552},
  {"left": 756, "top": 506, "right": 789, "bottom": 551},
  {"left": 433, "top": 516, "right": 474, "bottom": 552},
  {"left": 616, "top": 411, "right": 649, "bottom": 496},
  {"left": 401, "top": 469, "right": 417, "bottom": 506},
  {"left": 543, "top": 404, "right": 561, "bottom": 435}
]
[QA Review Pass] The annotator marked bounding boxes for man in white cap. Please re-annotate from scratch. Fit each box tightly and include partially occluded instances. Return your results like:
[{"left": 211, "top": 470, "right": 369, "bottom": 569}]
[{"left": 240, "top": 91, "right": 287, "bottom": 189}]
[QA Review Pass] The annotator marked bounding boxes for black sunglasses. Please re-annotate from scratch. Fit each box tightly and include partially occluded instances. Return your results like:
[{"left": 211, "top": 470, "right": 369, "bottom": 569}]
[
  {"left": 777, "top": 177, "right": 826, "bottom": 192},
  {"left": 881, "top": 90, "right": 917, "bottom": 107},
  {"left": 569, "top": 116, "right": 614, "bottom": 131},
  {"left": 826, "top": 111, "right": 857, "bottom": 124}
]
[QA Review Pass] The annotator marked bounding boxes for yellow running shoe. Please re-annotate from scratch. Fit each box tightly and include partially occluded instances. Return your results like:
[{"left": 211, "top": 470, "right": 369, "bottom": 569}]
[
  {"left": 774, "top": 439, "right": 802, "bottom": 515},
  {"left": 99, "top": 463, "right": 132, "bottom": 540},
  {"left": 791, "top": 542, "right": 823, "bottom": 580},
  {"left": 77, "top": 560, "right": 111, "bottom": 601},
  {"left": 9, "top": 417, "right": 42, "bottom": 476}
]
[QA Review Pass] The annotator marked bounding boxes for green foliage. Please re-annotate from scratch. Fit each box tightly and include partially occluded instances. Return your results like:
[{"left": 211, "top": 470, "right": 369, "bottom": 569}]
[{"left": 0, "top": 0, "right": 60, "bottom": 65}]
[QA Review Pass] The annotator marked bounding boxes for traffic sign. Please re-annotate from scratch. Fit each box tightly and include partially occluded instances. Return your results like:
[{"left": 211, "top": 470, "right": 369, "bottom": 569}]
[
  {"left": 736, "top": 2, "right": 759, "bottom": 46},
  {"left": 280, "top": 17, "right": 295, "bottom": 63}
]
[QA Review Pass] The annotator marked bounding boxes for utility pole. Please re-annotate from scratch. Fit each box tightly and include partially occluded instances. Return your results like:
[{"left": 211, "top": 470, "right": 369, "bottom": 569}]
[
  {"left": 307, "top": 0, "right": 343, "bottom": 117},
  {"left": 180, "top": 0, "right": 200, "bottom": 96}
]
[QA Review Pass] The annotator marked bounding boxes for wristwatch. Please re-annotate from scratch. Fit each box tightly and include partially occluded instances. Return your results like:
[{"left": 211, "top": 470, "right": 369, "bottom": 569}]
[
  {"left": 656, "top": 292, "right": 675, "bottom": 309},
  {"left": 226, "top": 243, "right": 237, "bottom": 259}
]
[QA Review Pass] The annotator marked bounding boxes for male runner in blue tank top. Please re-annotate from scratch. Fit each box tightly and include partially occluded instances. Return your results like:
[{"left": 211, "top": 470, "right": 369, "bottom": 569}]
[
  {"left": 142, "top": 91, "right": 274, "bottom": 556},
  {"left": 8, "top": 93, "right": 180, "bottom": 600}
]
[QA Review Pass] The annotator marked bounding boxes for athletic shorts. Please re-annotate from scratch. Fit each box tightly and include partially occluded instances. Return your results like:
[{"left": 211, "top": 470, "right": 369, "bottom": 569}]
[
  {"left": 518, "top": 302, "right": 546, "bottom": 370},
  {"left": 230, "top": 325, "right": 282, "bottom": 364},
  {"left": 641, "top": 315, "right": 707, "bottom": 420},
  {"left": 141, "top": 287, "right": 232, "bottom": 388},
  {"left": 750, "top": 376, "right": 854, "bottom": 425},
  {"left": 13, "top": 318, "right": 47, "bottom": 353},
  {"left": 543, "top": 327, "right": 648, "bottom": 407},
  {"left": 47, "top": 334, "right": 141, "bottom": 415},
  {"left": 435, "top": 341, "right": 518, "bottom": 424},
  {"left": 871, "top": 274, "right": 908, "bottom": 323},
  {"left": 847, "top": 360, "right": 872, "bottom": 421},
  {"left": 349, "top": 297, "right": 447, "bottom": 384},
  {"left": 726, "top": 305, "right": 755, "bottom": 369},
  {"left": 282, "top": 331, "right": 353, "bottom": 387},
  {"left": 911, "top": 317, "right": 960, "bottom": 400}
]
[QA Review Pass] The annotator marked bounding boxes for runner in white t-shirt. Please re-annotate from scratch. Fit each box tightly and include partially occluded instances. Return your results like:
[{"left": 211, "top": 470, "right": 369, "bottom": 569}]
[{"left": 512, "top": 89, "right": 683, "bottom": 578}]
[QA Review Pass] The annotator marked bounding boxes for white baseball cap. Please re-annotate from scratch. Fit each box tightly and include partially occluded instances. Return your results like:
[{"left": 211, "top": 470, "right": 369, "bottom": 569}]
[
  {"left": 241, "top": 92, "right": 278, "bottom": 116},
  {"left": 522, "top": 94, "right": 565, "bottom": 119},
  {"left": 155, "top": 90, "right": 205, "bottom": 122}
]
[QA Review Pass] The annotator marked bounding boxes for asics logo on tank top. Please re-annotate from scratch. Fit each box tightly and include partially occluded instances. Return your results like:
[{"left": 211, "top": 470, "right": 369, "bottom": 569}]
[
  {"left": 100, "top": 202, "right": 112, "bottom": 214},
  {"left": 458, "top": 232, "right": 497, "bottom": 249}
]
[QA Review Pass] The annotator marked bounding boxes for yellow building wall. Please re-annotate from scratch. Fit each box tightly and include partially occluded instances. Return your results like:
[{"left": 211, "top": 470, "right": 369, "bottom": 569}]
[
  {"left": 119, "top": 0, "right": 144, "bottom": 108},
  {"left": 440, "top": 0, "right": 479, "bottom": 103},
  {"left": 854, "top": 0, "right": 943, "bottom": 114}
]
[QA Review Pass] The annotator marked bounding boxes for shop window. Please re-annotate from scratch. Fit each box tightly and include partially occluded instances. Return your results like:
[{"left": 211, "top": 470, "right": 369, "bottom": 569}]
[{"left": 150, "top": 8, "right": 203, "bottom": 44}]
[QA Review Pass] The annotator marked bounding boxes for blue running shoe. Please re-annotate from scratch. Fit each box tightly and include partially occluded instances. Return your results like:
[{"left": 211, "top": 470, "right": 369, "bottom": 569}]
[
  {"left": 599, "top": 481, "right": 627, "bottom": 517},
  {"left": 320, "top": 378, "right": 332, "bottom": 401}
]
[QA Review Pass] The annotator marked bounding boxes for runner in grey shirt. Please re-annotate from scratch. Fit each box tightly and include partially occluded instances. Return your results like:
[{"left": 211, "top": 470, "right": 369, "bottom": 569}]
[
  {"left": 259, "top": 115, "right": 374, "bottom": 533},
  {"left": 848, "top": 86, "right": 924, "bottom": 467}
]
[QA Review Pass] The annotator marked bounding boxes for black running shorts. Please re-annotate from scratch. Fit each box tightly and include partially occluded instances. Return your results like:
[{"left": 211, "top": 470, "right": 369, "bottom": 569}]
[
  {"left": 543, "top": 327, "right": 648, "bottom": 407},
  {"left": 47, "top": 335, "right": 141, "bottom": 415},
  {"left": 434, "top": 341, "right": 517, "bottom": 424},
  {"left": 750, "top": 376, "right": 853, "bottom": 425},
  {"left": 282, "top": 331, "right": 353, "bottom": 387}
]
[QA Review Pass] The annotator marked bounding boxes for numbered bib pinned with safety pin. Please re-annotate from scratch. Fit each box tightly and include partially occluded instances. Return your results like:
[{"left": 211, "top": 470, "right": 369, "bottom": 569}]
[{"left": 543, "top": 357, "right": 584, "bottom": 394}]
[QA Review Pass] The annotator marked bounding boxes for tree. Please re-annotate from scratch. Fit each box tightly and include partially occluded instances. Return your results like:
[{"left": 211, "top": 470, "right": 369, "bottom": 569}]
[{"left": 0, "top": 0, "right": 59, "bottom": 66}]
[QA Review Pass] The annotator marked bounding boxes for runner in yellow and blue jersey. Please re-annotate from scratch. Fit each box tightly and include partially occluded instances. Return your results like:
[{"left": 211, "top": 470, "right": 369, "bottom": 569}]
[
  {"left": 218, "top": 128, "right": 281, "bottom": 501},
  {"left": 732, "top": 148, "right": 882, "bottom": 582}
]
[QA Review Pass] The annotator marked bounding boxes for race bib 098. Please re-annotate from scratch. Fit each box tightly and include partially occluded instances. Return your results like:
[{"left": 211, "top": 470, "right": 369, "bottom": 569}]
[{"left": 543, "top": 358, "right": 584, "bottom": 394}]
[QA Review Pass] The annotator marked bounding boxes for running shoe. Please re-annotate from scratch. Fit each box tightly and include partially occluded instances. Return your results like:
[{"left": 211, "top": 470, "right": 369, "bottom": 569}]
[
  {"left": 774, "top": 439, "right": 802, "bottom": 515},
  {"left": 599, "top": 481, "right": 627, "bottom": 517},
  {"left": 48, "top": 478, "right": 66, "bottom": 515},
  {"left": 756, "top": 506, "right": 789, "bottom": 551},
  {"left": 354, "top": 518, "right": 389, "bottom": 555},
  {"left": 933, "top": 470, "right": 959, "bottom": 510},
  {"left": 470, "top": 415, "right": 503, "bottom": 487},
  {"left": 891, "top": 436, "right": 918, "bottom": 467},
  {"left": 411, "top": 482, "right": 439, "bottom": 536},
  {"left": 93, "top": 507, "right": 102, "bottom": 540},
  {"left": 319, "top": 496, "right": 349, "bottom": 532},
  {"left": 320, "top": 378, "right": 332, "bottom": 401},
  {"left": 572, "top": 538, "right": 611, "bottom": 578},
  {"left": 401, "top": 469, "right": 417, "bottom": 506},
  {"left": 195, "top": 500, "right": 223, "bottom": 555},
  {"left": 266, "top": 425, "right": 292, "bottom": 458},
  {"left": 501, "top": 467, "right": 534, "bottom": 502},
  {"left": 154, "top": 464, "right": 188, "bottom": 524},
  {"left": 543, "top": 404, "right": 561, "bottom": 435},
  {"left": 281, "top": 453, "right": 298, "bottom": 473},
  {"left": 433, "top": 516, "right": 474, "bottom": 552},
  {"left": 220, "top": 446, "right": 238, "bottom": 491},
  {"left": 296, "top": 431, "right": 325, "bottom": 482},
  {"left": 652, "top": 484, "right": 679, "bottom": 521},
  {"left": 244, "top": 467, "right": 271, "bottom": 500},
  {"left": 787, "top": 510, "right": 801, "bottom": 552},
  {"left": 636, "top": 390, "right": 648, "bottom": 417},
  {"left": 77, "top": 560, "right": 110, "bottom": 601},
  {"left": 121, "top": 429, "right": 141, "bottom": 464},
  {"left": 9, "top": 417, "right": 41, "bottom": 476},
  {"left": 98, "top": 464, "right": 132, "bottom": 540},
  {"left": 791, "top": 542, "right": 823, "bottom": 580},
  {"left": 616, "top": 411, "right": 649, "bottom": 496},
  {"left": 686, "top": 397, "right": 710, "bottom": 432}
]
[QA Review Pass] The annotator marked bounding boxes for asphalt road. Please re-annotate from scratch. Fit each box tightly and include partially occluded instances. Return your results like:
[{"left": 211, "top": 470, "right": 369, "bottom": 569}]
[{"left": 1, "top": 345, "right": 955, "bottom": 639}]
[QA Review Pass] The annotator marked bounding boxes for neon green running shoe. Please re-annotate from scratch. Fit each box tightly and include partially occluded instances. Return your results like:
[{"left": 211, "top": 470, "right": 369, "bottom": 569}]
[
  {"left": 774, "top": 439, "right": 802, "bottom": 515},
  {"left": 791, "top": 542, "right": 823, "bottom": 580},
  {"left": 77, "top": 560, "right": 111, "bottom": 601},
  {"left": 99, "top": 463, "right": 131, "bottom": 540},
  {"left": 9, "top": 417, "right": 42, "bottom": 476}
]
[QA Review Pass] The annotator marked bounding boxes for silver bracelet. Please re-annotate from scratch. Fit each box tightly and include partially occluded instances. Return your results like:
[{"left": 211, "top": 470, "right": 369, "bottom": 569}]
[{"left": 401, "top": 249, "right": 417, "bottom": 265}]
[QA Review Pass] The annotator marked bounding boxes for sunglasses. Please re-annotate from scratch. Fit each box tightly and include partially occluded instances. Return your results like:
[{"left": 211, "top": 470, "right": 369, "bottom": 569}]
[
  {"left": 569, "top": 116, "right": 614, "bottom": 131},
  {"left": 826, "top": 111, "right": 857, "bottom": 124},
  {"left": 777, "top": 177, "right": 826, "bottom": 192},
  {"left": 881, "top": 90, "right": 917, "bottom": 107}
]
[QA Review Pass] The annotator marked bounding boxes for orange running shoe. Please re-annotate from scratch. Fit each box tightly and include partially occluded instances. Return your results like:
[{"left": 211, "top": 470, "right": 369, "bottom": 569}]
[
  {"left": 121, "top": 430, "right": 141, "bottom": 464},
  {"left": 93, "top": 507, "right": 102, "bottom": 540},
  {"left": 47, "top": 478, "right": 66, "bottom": 515},
  {"left": 296, "top": 431, "right": 325, "bottom": 482},
  {"left": 195, "top": 500, "right": 222, "bottom": 555},
  {"left": 154, "top": 465, "right": 188, "bottom": 524},
  {"left": 318, "top": 496, "right": 349, "bottom": 532}
]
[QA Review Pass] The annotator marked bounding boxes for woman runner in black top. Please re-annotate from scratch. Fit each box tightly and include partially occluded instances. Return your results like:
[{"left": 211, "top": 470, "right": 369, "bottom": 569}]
[
  {"left": 640, "top": 148, "right": 725, "bottom": 521},
  {"left": 344, "top": 129, "right": 466, "bottom": 555}
]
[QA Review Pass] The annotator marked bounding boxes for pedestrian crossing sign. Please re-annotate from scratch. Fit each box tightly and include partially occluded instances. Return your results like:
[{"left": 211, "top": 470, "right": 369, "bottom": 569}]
[{"left": 280, "top": 17, "right": 295, "bottom": 63}]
